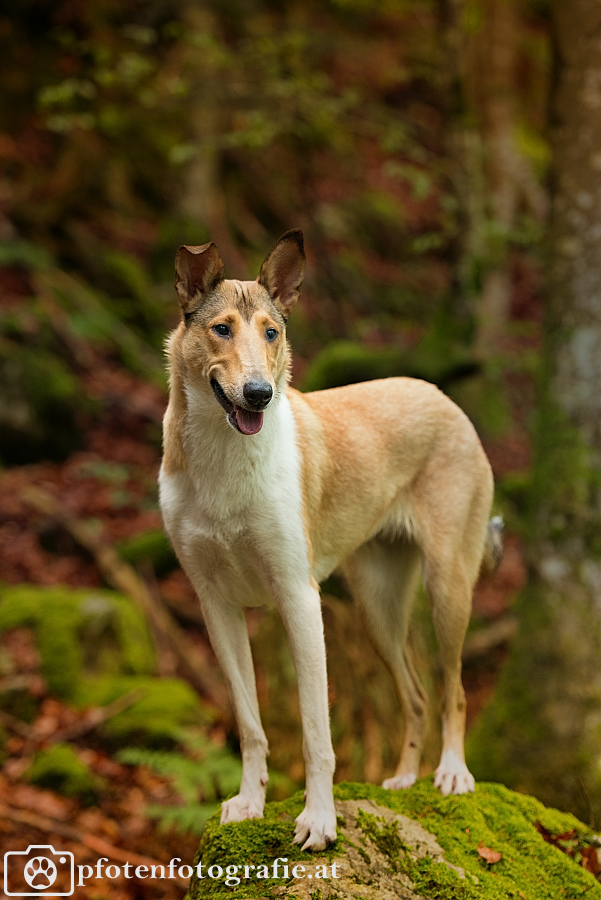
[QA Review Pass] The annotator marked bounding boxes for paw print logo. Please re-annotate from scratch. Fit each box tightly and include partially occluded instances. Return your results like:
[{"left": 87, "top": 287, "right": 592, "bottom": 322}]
[
  {"left": 24, "top": 857, "right": 58, "bottom": 890},
  {"left": 4, "top": 845, "right": 74, "bottom": 896}
]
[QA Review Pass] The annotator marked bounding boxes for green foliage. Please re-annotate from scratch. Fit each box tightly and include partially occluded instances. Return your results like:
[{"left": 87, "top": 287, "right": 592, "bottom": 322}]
[
  {"left": 118, "top": 731, "right": 243, "bottom": 834},
  {"left": 26, "top": 743, "right": 102, "bottom": 805},
  {"left": 117, "top": 529, "right": 177, "bottom": 577}
]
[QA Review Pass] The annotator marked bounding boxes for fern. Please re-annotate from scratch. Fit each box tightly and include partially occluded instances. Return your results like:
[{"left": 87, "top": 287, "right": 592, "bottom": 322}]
[
  {"left": 145, "top": 803, "right": 219, "bottom": 834},
  {"left": 117, "top": 730, "right": 242, "bottom": 834}
]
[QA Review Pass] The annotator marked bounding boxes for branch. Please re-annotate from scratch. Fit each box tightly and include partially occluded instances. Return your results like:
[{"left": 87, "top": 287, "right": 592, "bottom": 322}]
[{"left": 49, "top": 688, "right": 146, "bottom": 744}]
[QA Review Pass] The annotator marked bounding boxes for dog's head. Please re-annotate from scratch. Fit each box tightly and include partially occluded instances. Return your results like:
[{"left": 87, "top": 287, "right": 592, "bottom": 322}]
[{"left": 173, "top": 230, "right": 305, "bottom": 435}]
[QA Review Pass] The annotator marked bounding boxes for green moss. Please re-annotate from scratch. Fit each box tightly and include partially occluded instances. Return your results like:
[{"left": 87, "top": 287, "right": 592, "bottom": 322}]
[
  {"left": 117, "top": 530, "right": 177, "bottom": 577},
  {"left": 0, "top": 584, "right": 208, "bottom": 746},
  {"left": 187, "top": 790, "right": 343, "bottom": 899},
  {"left": 0, "top": 585, "right": 155, "bottom": 698},
  {"left": 26, "top": 743, "right": 102, "bottom": 804},
  {"left": 77, "top": 675, "right": 207, "bottom": 746},
  {"left": 300, "top": 339, "right": 477, "bottom": 393},
  {"left": 186, "top": 780, "right": 601, "bottom": 900},
  {"left": 336, "top": 780, "right": 600, "bottom": 900}
]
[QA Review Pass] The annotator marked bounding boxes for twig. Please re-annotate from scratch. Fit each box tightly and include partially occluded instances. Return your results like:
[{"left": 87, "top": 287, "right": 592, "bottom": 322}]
[
  {"left": 0, "top": 708, "right": 33, "bottom": 738},
  {"left": 0, "top": 690, "right": 146, "bottom": 747},
  {"left": 49, "top": 688, "right": 146, "bottom": 744},
  {"left": 0, "top": 674, "right": 41, "bottom": 693},
  {"left": 0, "top": 802, "right": 188, "bottom": 888},
  {"left": 22, "top": 485, "right": 227, "bottom": 710}
]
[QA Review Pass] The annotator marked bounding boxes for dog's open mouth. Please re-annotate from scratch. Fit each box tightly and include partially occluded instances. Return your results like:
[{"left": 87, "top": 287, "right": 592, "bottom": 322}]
[{"left": 211, "top": 379, "right": 264, "bottom": 436}]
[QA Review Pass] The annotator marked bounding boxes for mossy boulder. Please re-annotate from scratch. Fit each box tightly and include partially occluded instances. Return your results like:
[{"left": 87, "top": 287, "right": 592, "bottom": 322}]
[
  {"left": 79, "top": 675, "right": 208, "bottom": 746},
  {"left": 0, "top": 584, "right": 207, "bottom": 745},
  {"left": 300, "top": 340, "right": 478, "bottom": 393},
  {"left": 186, "top": 780, "right": 601, "bottom": 899},
  {"left": 0, "top": 584, "right": 155, "bottom": 698},
  {"left": 26, "top": 743, "right": 102, "bottom": 804},
  {"left": 117, "top": 529, "right": 177, "bottom": 577}
]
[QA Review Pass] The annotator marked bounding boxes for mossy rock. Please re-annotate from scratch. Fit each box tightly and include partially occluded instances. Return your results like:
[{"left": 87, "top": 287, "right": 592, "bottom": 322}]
[
  {"left": 0, "top": 338, "right": 92, "bottom": 464},
  {"left": 0, "top": 584, "right": 208, "bottom": 746},
  {"left": 0, "top": 584, "right": 155, "bottom": 698},
  {"left": 26, "top": 743, "right": 102, "bottom": 804},
  {"left": 300, "top": 340, "right": 478, "bottom": 394},
  {"left": 76, "top": 675, "right": 209, "bottom": 747},
  {"left": 186, "top": 780, "right": 601, "bottom": 899},
  {"left": 117, "top": 530, "right": 177, "bottom": 577}
]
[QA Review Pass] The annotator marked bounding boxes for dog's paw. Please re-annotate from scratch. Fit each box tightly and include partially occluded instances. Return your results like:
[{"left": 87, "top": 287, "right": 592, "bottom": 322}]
[
  {"left": 434, "top": 751, "right": 475, "bottom": 796},
  {"left": 220, "top": 794, "right": 264, "bottom": 824},
  {"left": 382, "top": 771, "right": 417, "bottom": 790},
  {"left": 293, "top": 805, "right": 337, "bottom": 851}
]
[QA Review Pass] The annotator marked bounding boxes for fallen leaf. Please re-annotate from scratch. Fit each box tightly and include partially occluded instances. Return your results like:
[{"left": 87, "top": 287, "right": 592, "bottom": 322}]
[
  {"left": 477, "top": 841, "right": 503, "bottom": 864},
  {"left": 581, "top": 846, "right": 600, "bottom": 877}
]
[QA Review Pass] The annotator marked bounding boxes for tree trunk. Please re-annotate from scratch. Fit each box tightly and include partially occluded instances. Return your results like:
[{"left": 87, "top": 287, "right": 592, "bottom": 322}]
[
  {"left": 467, "top": 0, "right": 601, "bottom": 821},
  {"left": 473, "top": 0, "right": 547, "bottom": 358},
  {"left": 178, "top": 6, "right": 248, "bottom": 278}
]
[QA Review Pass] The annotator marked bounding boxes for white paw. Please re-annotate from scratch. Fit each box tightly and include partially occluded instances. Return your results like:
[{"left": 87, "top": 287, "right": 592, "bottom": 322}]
[
  {"left": 293, "top": 805, "right": 337, "bottom": 851},
  {"left": 220, "top": 794, "right": 264, "bottom": 824},
  {"left": 434, "top": 750, "right": 475, "bottom": 796},
  {"left": 382, "top": 772, "right": 417, "bottom": 790}
]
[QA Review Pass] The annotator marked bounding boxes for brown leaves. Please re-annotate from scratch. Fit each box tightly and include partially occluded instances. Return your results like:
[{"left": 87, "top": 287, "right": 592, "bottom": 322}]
[
  {"left": 536, "top": 820, "right": 601, "bottom": 879},
  {"left": 581, "top": 846, "right": 601, "bottom": 878},
  {"left": 477, "top": 841, "right": 503, "bottom": 864}
]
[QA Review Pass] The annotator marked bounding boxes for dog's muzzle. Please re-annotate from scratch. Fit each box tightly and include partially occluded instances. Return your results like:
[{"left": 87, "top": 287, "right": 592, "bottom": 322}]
[{"left": 211, "top": 378, "right": 270, "bottom": 436}]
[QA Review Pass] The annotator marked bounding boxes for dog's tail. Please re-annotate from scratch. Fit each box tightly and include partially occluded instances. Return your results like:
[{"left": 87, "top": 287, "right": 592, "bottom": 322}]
[{"left": 480, "top": 515, "right": 504, "bottom": 575}]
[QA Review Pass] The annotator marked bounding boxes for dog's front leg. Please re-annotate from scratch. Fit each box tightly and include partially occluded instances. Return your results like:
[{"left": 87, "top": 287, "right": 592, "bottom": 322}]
[
  {"left": 199, "top": 597, "right": 269, "bottom": 823},
  {"left": 278, "top": 583, "right": 337, "bottom": 851}
]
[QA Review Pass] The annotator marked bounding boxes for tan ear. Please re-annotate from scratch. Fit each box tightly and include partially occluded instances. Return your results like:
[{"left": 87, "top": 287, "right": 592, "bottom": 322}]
[
  {"left": 175, "top": 242, "right": 225, "bottom": 317},
  {"left": 257, "top": 229, "right": 305, "bottom": 317}
]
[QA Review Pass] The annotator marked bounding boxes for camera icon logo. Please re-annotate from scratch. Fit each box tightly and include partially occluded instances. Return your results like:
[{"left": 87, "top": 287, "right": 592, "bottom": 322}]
[{"left": 4, "top": 845, "right": 74, "bottom": 896}]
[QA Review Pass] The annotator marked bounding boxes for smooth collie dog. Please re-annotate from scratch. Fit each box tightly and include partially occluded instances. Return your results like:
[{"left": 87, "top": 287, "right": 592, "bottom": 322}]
[{"left": 159, "top": 230, "right": 501, "bottom": 851}]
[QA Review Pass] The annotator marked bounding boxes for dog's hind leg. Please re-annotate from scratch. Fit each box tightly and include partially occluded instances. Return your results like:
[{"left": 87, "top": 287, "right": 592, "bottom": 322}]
[
  {"left": 343, "top": 537, "right": 427, "bottom": 790},
  {"left": 423, "top": 552, "right": 475, "bottom": 796},
  {"left": 199, "top": 598, "right": 269, "bottom": 823},
  {"left": 420, "top": 486, "right": 490, "bottom": 795}
]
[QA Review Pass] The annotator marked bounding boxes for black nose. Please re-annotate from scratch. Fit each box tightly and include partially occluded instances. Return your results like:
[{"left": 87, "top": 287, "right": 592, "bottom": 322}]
[{"left": 243, "top": 380, "right": 273, "bottom": 409}]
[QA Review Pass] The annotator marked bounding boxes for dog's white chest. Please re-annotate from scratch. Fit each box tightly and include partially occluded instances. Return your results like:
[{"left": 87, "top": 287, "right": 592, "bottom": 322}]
[{"left": 159, "top": 394, "right": 310, "bottom": 605}]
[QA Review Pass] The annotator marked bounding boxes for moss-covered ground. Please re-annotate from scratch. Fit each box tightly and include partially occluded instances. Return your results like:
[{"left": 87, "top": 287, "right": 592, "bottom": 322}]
[
  {"left": 186, "top": 779, "right": 601, "bottom": 900},
  {"left": 0, "top": 583, "right": 209, "bottom": 745}
]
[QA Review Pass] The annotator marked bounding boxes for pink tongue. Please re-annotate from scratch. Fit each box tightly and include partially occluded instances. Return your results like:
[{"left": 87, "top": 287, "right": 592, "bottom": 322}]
[{"left": 235, "top": 407, "right": 264, "bottom": 435}]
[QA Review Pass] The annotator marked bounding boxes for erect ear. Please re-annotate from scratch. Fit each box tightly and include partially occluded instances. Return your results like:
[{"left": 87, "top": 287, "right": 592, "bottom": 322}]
[
  {"left": 175, "top": 242, "right": 225, "bottom": 318},
  {"left": 257, "top": 229, "right": 305, "bottom": 318}
]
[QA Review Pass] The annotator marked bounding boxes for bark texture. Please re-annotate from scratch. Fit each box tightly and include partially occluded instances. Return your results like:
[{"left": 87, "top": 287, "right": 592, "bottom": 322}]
[
  {"left": 468, "top": 0, "right": 601, "bottom": 819},
  {"left": 472, "top": 0, "right": 546, "bottom": 357}
]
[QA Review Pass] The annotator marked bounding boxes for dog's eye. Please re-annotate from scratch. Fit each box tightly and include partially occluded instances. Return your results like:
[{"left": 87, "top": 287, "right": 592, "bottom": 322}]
[
  {"left": 213, "top": 324, "right": 230, "bottom": 337},
  {"left": 265, "top": 328, "right": 278, "bottom": 342}
]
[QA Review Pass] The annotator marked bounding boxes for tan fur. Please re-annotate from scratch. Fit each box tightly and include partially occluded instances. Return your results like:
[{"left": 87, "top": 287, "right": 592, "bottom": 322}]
[{"left": 160, "top": 230, "right": 498, "bottom": 851}]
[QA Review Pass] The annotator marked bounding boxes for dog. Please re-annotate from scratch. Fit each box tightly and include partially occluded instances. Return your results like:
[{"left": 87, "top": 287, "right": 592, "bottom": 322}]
[{"left": 159, "top": 229, "right": 501, "bottom": 851}]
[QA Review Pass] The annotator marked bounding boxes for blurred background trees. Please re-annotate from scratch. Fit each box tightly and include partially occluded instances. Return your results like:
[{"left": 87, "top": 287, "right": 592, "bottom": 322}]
[{"left": 0, "top": 0, "right": 599, "bottom": 857}]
